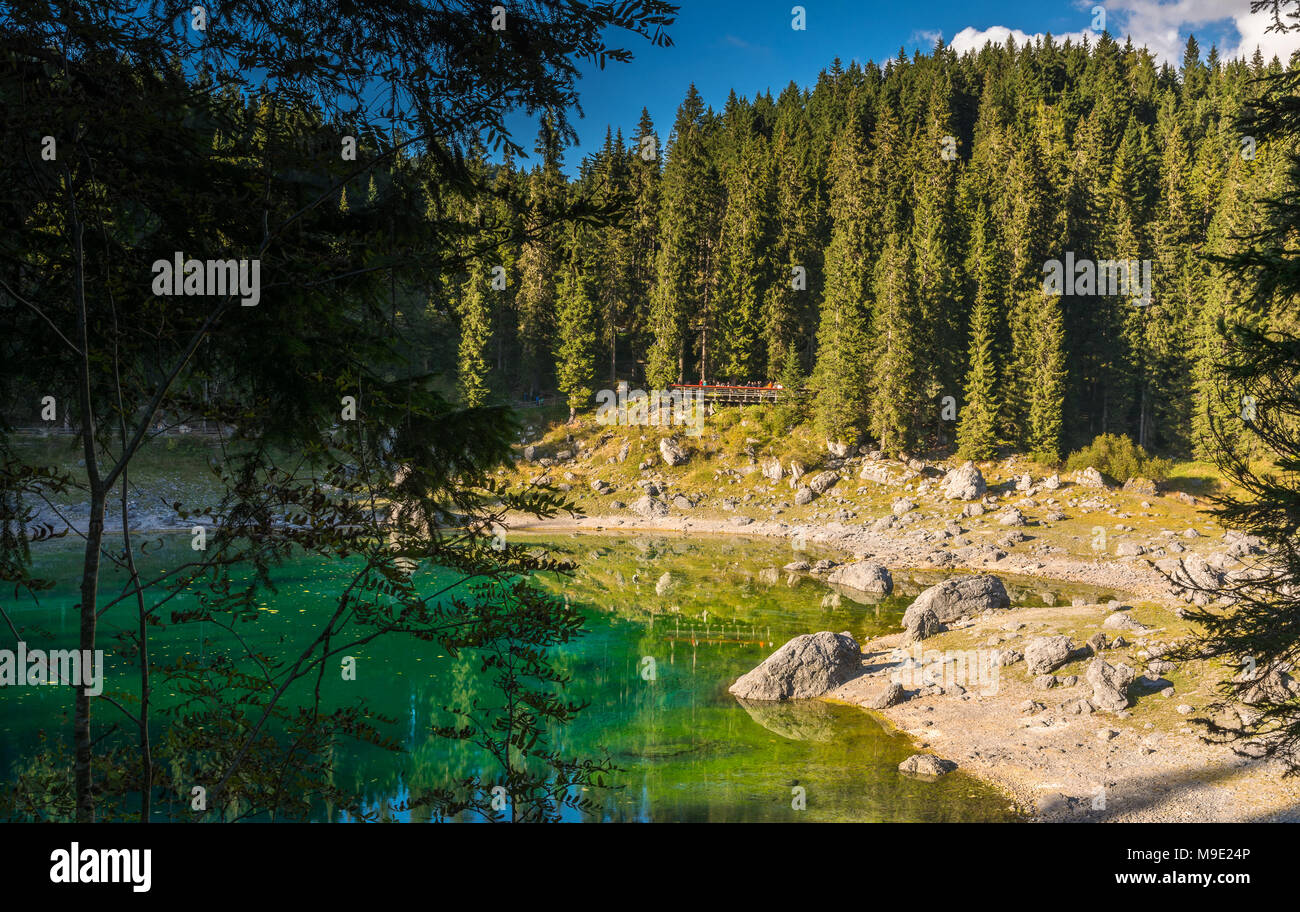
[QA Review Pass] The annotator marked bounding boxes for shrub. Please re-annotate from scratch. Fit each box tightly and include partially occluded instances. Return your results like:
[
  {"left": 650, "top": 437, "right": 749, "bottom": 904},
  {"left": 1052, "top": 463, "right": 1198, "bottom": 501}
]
[{"left": 1064, "top": 433, "right": 1173, "bottom": 483}]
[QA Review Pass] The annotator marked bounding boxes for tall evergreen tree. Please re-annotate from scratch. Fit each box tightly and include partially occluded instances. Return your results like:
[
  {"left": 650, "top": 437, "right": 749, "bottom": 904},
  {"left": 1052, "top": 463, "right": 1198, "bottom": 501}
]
[
  {"left": 812, "top": 113, "right": 874, "bottom": 441},
  {"left": 956, "top": 204, "right": 1003, "bottom": 460},
  {"left": 869, "top": 233, "right": 924, "bottom": 455},
  {"left": 648, "top": 85, "right": 721, "bottom": 387},
  {"left": 517, "top": 117, "right": 566, "bottom": 398},
  {"left": 716, "top": 132, "right": 772, "bottom": 380},
  {"left": 457, "top": 258, "right": 495, "bottom": 407},
  {"left": 554, "top": 226, "right": 601, "bottom": 422},
  {"left": 1022, "top": 287, "right": 1068, "bottom": 462},
  {"left": 1172, "top": 42, "right": 1300, "bottom": 770}
]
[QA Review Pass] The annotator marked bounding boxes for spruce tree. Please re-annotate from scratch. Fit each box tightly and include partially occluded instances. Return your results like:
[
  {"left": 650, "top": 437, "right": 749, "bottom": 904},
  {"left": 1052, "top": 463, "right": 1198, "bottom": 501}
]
[
  {"left": 517, "top": 118, "right": 566, "bottom": 398},
  {"left": 812, "top": 113, "right": 874, "bottom": 442},
  {"left": 1172, "top": 46, "right": 1300, "bottom": 770},
  {"left": 457, "top": 258, "right": 494, "bottom": 407},
  {"left": 869, "top": 233, "right": 923, "bottom": 455},
  {"left": 956, "top": 204, "right": 1002, "bottom": 460},
  {"left": 648, "top": 85, "right": 721, "bottom": 388},
  {"left": 716, "top": 132, "right": 771, "bottom": 380},
  {"left": 1022, "top": 287, "right": 1068, "bottom": 463},
  {"left": 554, "top": 227, "right": 601, "bottom": 422}
]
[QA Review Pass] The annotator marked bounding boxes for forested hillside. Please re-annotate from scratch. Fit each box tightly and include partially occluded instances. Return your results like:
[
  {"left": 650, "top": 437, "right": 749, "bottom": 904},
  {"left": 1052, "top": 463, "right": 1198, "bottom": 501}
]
[{"left": 452, "top": 33, "right": 1295, "bottom": 462}]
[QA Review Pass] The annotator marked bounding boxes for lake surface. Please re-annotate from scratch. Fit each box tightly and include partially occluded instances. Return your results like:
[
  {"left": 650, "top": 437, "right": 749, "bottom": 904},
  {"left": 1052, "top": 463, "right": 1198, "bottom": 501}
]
[{"left": 0, "top": 532, "right": 1094, "bottom": 822}]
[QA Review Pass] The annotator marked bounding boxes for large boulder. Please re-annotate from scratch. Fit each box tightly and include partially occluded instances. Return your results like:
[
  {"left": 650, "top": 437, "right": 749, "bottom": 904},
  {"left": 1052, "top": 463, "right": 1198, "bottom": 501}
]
[
  {"left": 1074, "top": 466, "right": 1108, "bottom": 488},
  {"left": 1236, "top": 665, "right": 1300, "bottom": 705},
  {"left": 1155, "top": 554, "right": 1224, "bottom": 606},
  {"left": 761, "top": 457, "right": 783, "bottom": 481},
  {"left": 1122, "top": 476, "right": 1159, "bottom": 496},
  {"left": 1102, "top": 610, "right": 1150, "bottom": 633},
  {"left": 1158, "top": 553, "right": 1222, "bottom": 590},
  {"left": 794, "top": 486, "right": 814, "bottom": 505},
  {"left": 826, "top": 439, "right": 851, "bottom": 458},
  {"left": 859, "top": 462, "right": 902, "bottom": 486},
  {"left": 787, "top": 461, "right": 806, "bottom": 487},
  {"left": 902, "top": 575, "right": 1010, "bottom": 628},
  {"left": 659, "top": 438, "right": 689, "bottom": 466},
  {"left": 808, "top": 470, "right": 840, "bottom": 495},
  {"left": 942, "top": 461, "right": 987, "bottom": 501},
  {"left": 997, "top": 507, "right": 1027, "bottom": 526},
  {"left": 728, "top": 631, "right": 863, "bottom": 701},
  {"left": 1086, "top": 657, "right": 1136, "bottom": 712},
  {"left": 630, "top": 495, "right": 669, "bottom": 518},
  {"left": 826, "top": 561, "right": 893, "bottom": 595},
  {"left": 1025, "top": 635, "right": 1074, "bottom": 675}
]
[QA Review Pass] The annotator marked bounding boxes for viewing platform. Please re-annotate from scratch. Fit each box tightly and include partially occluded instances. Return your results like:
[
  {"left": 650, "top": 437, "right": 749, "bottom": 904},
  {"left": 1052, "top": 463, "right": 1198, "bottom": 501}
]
[{"left": 668, "top": 383, "right": 803, "bottom": 404}]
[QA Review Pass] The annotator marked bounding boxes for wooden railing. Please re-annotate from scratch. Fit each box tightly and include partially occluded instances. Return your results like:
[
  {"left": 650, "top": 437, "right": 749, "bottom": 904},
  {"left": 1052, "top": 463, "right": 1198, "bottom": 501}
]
[{"left": 667, "top": 383, "right": 803, "bottom": 404}]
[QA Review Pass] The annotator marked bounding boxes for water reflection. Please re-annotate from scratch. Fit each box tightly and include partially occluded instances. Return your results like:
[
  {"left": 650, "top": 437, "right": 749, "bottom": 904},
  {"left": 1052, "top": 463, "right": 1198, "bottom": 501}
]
[{"left": 1, "top": 532, "right": 1079, "bottom": 822}]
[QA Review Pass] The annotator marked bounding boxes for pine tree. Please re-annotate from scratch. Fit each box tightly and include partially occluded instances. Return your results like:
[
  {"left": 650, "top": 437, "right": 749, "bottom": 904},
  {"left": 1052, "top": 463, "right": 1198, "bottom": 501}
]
[
  {"left": 554, "top": 226, "right": 601, "bottom": 422},
  {"left": 869, "top": 233, "right": 923, "bottom": 455},
  {"left": 1171, "top": 55, "right": 1300, "bottom": 770},
  {"left": 812, "top": 113, "right": 874, "bottom": 441},
  {"left": 627, "top": 108, "right": 662, "bottom": 382},
  {"left": 763, "top": 107, "right": 819, "bottom": 376},
  {"left": 517, "top": 117, "right": 565, "bottom": 398},
  {"left": 457, "top": 258, "right": 494, "bottom": 407},
  {"left": 956, "top": 204, "right": 1002, "bottom": 460},
  {"left": 648, "top": 85, "right": 721, "bottom": 387},
  {"left": 1022, "top": 287, "right": 1067, "bottom": 463},
  {"left": 909, "top": 63, "right": 963, "bottom": 430},
  {"left": 1003, "top": 124, "right": 1052, "bottom": 444},
  {"left": 715, "top": 132, "right": 771, "bottom": 381}
]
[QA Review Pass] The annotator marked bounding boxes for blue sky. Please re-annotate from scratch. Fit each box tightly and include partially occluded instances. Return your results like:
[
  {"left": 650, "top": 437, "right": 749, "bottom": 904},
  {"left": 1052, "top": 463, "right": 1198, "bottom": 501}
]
[{"left": 511, "top": 0, "right": 1300, "bottom": 174}]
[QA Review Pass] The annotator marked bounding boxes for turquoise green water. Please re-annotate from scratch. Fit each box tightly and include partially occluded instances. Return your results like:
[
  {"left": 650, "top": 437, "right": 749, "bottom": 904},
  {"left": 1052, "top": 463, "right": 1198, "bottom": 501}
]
[{"left": 0, "top": 533, "right": 1053, "bottom": 822}]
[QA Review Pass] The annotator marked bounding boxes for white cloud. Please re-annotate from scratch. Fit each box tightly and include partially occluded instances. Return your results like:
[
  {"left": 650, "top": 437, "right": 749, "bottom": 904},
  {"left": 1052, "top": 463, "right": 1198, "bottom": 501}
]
[
  {"left": 949, "top": 25, "right": 1090, "bottom": 56},
  {"left": 1107, "top": 0, "right": 1300, "bottom": 62},
  {"left": 946, "top": 1, "right": 1300, "bottom": 65}
]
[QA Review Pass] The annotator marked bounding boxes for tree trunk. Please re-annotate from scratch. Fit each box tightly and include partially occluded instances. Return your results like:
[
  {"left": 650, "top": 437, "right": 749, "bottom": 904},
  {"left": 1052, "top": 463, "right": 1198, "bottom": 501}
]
[
  {"left": 121, "top": 475, "right": 151, "bottom": 822},
  {"left": 69, "top": 192, "right": 101, "bottom": 823},
  {"left": 74, "top": 488, "right": 105, "bottom": 822}
]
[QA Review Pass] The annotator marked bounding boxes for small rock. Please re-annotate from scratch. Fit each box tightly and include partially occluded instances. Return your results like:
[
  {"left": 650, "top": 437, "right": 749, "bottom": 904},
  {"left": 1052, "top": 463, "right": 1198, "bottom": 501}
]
[
  {"left": 898, "top": 754, "right": 957, "bottom": 778},
  {"left": 659, "top": 438, "right": 689, "bottom": 467},
  {"left": 866, "top": 681, "right": 906, "bottom": 709}
]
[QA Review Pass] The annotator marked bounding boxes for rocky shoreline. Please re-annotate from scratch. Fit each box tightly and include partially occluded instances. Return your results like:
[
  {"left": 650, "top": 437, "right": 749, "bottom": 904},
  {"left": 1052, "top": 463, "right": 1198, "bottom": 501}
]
[
  {"left": 506, "top": 508, "right": 1210, "bottom": 607},
  {"left": 508, "top": 509, "right": 1300, "bottom": 823},
  {"left": 31, "top": 464, "right": 1295, "bottom": 822}
]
